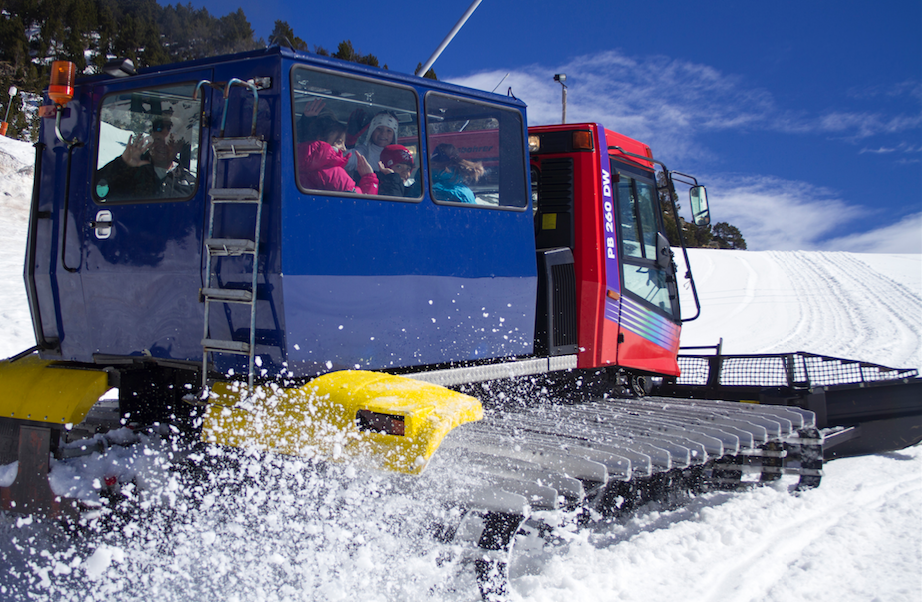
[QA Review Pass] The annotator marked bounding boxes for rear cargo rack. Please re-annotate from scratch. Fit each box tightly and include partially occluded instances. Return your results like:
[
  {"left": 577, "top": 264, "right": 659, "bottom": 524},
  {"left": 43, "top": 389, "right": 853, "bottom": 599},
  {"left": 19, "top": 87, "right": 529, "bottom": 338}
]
[
  {"left": 661, "top": 341, "right": 922, "bottom": 459},
  {"left": 674, "top": 342, "right": 918, "bottom": 390}
]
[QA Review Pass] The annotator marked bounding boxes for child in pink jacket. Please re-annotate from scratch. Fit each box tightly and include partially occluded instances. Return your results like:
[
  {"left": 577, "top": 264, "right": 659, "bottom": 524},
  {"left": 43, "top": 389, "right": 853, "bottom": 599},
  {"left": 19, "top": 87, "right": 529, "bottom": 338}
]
[{"left": 297, "top": 116, "right": 378, "bottom": 194}]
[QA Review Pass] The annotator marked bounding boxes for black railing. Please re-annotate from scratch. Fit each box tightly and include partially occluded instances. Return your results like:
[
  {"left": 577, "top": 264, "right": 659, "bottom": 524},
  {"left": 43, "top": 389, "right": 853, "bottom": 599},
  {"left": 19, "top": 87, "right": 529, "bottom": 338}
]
[{"left": 675, "top": 341, "right": 918, "bottom": 390}]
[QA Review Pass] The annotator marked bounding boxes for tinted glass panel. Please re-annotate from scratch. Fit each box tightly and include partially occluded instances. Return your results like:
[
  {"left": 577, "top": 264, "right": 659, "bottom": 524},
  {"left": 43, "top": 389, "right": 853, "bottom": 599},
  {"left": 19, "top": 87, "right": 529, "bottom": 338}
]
[
  {"left": 425, "top": 93, "right": 527, "bottom": 209},
  {"left": 614, "top": 163, "right": 677, "bottom": 318},
  {"left": 623, "top": 265, "right": 674, "bottom": 313},
  {"left": 618, "top": 177, "right": 642, "bottom": 258},
  {"left": 636, "top": 180, "right": 659, "bottom": 258},
  {"left": 292, "top": 67, "right": 420, "bottom": 199},
  {"left": 94, "top": 84, "right": 201, "bottom": 203}
]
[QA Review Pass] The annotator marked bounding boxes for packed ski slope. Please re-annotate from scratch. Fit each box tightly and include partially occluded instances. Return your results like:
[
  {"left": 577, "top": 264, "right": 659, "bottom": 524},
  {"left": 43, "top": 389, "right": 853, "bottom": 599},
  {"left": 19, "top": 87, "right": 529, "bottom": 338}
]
[
  {"left": 1, "top": 136, "right": 921, "bottom": 601},
  {"left": 677, "top": 248, "right": 922, "bottom": 373}
]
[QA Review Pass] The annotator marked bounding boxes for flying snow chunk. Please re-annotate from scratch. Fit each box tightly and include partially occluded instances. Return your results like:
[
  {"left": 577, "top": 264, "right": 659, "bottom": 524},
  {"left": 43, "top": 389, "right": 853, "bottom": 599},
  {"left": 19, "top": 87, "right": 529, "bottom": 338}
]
[
  {"left": 0, "top": 461, "right": 17, "bottom": 487},
  {"left": 84, "top": 545, "right": 125, "bottom": 580}
]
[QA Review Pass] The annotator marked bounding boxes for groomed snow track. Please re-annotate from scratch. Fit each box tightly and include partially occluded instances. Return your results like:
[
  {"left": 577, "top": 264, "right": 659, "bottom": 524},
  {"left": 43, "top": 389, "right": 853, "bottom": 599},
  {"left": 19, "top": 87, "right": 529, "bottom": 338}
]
[{"left": 424, "top": 396, "right": 822, "bottom": 600}]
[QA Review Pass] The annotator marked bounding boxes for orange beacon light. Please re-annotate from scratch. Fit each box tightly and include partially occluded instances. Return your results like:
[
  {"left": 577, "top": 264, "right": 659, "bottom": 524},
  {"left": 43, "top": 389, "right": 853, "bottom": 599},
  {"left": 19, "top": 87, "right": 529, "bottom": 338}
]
[
  {"left": 48, "top": 61, "right": 78, "bottom": 146},
  {"left": 49, "top": 61, "right": 76, "bottom": 106}
]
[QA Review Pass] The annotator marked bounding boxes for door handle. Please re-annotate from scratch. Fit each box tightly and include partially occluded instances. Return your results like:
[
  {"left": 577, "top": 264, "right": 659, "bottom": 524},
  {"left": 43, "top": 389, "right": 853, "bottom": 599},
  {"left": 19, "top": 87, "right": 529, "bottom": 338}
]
[{"left": 90, "top": 210, "right": 112, "bottom": 239}]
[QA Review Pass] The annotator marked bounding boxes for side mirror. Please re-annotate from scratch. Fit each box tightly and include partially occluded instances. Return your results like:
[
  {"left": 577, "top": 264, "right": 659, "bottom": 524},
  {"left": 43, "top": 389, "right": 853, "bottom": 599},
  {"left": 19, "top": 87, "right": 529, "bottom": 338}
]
[{"left": 689, "top": 186, "right": 710, "bottom": 226}]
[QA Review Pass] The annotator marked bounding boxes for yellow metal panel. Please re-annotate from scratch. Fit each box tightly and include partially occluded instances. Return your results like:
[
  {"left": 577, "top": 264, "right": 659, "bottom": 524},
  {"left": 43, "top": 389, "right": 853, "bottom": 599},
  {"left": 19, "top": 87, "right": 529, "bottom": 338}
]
[
  {"left": 0, "top": 355, "right": 110, "bottom": 424},
  {"left": 202, "top": 370, "right": 483, "bottom": 474}
]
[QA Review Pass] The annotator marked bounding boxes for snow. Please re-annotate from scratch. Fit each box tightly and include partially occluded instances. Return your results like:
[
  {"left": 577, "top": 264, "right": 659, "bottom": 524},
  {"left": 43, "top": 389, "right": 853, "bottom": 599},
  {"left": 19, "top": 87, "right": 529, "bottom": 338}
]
[
  {"left": 677, "top": 249, "right": 922, "bottom": 373},
  {"left": 0, "top": 134, "right": 920, "bottom": 601}
]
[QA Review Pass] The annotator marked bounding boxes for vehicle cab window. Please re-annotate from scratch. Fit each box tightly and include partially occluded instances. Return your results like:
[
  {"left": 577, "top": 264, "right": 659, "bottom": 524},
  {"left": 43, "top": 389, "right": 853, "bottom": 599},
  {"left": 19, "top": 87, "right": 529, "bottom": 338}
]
[
  {"left": 425, "top": 93, "right": 527, "bottom": 209},
  {"left": 291, "top": 67, "right": 421, "bottom": 200},
  {"left": 94, "top": 84, "right": 201, "bottom": 203}
]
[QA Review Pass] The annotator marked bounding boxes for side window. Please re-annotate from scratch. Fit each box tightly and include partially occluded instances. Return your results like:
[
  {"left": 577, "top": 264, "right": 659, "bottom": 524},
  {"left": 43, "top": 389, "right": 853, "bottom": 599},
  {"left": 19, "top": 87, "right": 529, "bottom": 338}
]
[
  {"left": 291, "top": 67, "right": 420, "bottom": 199},
  {"left": 425, "top": 93, "right": 527, "bottom": 209},
  {"left": 636, "top": 182, "right": 659, "bottom": 259},
  {"left": 94, "top": 84, "right": 201, "bottom": 203},
  {"left": 617, "top": 173, "right": 659, "bottom": 260},
  {"left": 618, "top": 177, "right": 642, "bottom": 258}
]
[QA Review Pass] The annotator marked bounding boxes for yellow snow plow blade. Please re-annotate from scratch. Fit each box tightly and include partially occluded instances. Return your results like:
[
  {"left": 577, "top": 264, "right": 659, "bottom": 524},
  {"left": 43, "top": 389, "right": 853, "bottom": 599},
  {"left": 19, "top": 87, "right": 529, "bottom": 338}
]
[
  {"left": 0, "top": 355, "right": 110, "bottom": 425},
  {"left": 202, "top": 370, "right": 483, "bottom": 474}
]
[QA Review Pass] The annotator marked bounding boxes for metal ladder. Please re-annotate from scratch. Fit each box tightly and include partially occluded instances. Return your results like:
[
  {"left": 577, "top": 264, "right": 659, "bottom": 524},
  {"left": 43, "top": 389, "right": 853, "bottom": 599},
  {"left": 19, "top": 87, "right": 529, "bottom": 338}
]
[{"left": 197, "top": 78, "right": 267, "bottom": 391}]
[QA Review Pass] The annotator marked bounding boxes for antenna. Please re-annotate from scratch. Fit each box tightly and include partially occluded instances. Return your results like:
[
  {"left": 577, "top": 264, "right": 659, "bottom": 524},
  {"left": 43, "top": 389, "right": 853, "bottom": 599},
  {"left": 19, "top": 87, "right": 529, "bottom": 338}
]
[
  {"left": 416, "top": 0, "right": 483, "bottom": 77},
  {"left": 491, "top": 72, "right": 510, "bottom": 93}
]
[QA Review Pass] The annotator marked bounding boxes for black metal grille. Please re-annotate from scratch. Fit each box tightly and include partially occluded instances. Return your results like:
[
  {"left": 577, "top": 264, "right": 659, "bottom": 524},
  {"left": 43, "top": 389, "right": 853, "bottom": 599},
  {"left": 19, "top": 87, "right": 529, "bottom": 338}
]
[
  {"left": 676, "top": 356, "right": 710, "bottom": 385},
  {"left": 535, "top": 158, "right": 574, "bottom": 250},
  {"left": 551, "top": 262, "right": 577, "bottom": 347},
  {"left": 676, "top": 351, "right": 918, "bottom": 388}
]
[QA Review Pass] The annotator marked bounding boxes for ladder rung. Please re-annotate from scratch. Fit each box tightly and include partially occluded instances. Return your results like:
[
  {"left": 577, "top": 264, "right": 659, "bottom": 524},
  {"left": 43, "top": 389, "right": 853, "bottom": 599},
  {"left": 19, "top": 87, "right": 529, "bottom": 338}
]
[
  {"left": 213, "top": 137, "right": 266, "bottom": 156},
  {"left": 206, "top": 238, "right": 256, "bottom": 256},
  {"left": 202, "top": 338, "right": 251, "bottom": 354},
  {"left": 209, "top": 188, "right": 260, "bottom": 202},
  {"left": 202, "top": 287, "right": 253, "bottom": 303}
]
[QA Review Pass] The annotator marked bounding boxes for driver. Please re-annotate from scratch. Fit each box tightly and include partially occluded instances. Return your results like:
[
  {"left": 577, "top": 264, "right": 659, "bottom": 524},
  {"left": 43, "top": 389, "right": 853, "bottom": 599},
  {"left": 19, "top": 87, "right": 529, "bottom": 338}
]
[{"left": 95, "top": 115, "right": 195, "bottom": 201}]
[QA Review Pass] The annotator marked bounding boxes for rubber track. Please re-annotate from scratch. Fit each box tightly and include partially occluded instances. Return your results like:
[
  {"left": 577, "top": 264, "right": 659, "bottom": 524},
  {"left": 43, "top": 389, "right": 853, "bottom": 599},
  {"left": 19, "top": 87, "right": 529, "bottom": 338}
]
[{"left": 438, "top": 396, "right": 819, "bottom": 517}]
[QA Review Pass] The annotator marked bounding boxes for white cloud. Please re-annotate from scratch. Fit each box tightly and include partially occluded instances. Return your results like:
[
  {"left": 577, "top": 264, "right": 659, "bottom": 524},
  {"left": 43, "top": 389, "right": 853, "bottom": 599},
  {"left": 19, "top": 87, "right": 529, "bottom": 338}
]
[
  {"left": 705, "top": 175, "right": 921, "bottom": 253},
  {"left": 822, "top": 212, "right": 922, "bottom": 254},
  {"left": 847, "top": 80, "right": 922, "bottom": 101},
  {"left": 859, "top": 142, "right": 922, "bottom": 155},
  {"left": 705, "top": 175, "right": 863, "bottom": 251},
  {"left": 817, "top": 111, "right": 922, "bottom": 139},
  {"left": 447, "top": 52, "right": 921, "bottom": 254},
  {"left": 448, "top": 51, "right": 921, "bottom": 155},
  {"left": 447, "top": 51, "right": 780, "bottom": 163}
]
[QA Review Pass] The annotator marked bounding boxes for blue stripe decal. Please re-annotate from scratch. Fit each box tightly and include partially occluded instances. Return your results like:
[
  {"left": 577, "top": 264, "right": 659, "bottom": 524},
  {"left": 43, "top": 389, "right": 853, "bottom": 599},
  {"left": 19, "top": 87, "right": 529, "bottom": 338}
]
[{"left": 620, "top": 297, "right": 679, "bottom": 350}]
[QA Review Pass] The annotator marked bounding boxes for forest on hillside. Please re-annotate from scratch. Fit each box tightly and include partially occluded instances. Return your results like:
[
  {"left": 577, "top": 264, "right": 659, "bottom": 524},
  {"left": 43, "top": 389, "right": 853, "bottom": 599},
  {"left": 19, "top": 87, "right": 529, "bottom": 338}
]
[{"left": 0, "top": 0, "right": 408, "bottom": 139}]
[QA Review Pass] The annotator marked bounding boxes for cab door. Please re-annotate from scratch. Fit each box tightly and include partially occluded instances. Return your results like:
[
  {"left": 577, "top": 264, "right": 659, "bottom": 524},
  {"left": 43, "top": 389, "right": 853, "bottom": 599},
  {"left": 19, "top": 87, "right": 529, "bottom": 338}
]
[
  {"left": 78, "top": 70, "right": 213, "bottom": 362},
  {"left": 612, "top": 161, "right": 682, "bottom": 376}
]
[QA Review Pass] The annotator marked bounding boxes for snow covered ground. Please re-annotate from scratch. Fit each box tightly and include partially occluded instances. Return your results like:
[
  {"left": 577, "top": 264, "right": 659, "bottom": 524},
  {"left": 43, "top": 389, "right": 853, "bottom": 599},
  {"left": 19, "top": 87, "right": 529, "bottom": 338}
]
[
  {"left": 1, "top": 135, "right": 920, "bottom": 601},
  {"left": 677, "top": 248, "right": 922, "bottom": 373}
]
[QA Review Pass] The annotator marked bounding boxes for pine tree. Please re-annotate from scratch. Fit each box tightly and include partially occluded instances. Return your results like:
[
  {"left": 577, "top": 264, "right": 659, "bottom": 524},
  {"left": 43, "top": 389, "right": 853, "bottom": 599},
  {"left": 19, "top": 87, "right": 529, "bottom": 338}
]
[
  {"left": 712, "top": 222, "right": 747, "bottom": 249},
  {"left": 657, "top": 171, "right": 682, "bottom": 246},
  {"left": 269, "top": 20, "right": 306, "bottom": 51},
  {"left": 414, "top": 62, "right": 438, "bottom": 80},
  {"left": 0, "top": 14, "right": 31, "bottom": 65},
  {"left": 332, "top": 40, "right": 379, "bottom": 67},
  {"left": 217, "top": 9, "right": 257, "bottom": 55}
]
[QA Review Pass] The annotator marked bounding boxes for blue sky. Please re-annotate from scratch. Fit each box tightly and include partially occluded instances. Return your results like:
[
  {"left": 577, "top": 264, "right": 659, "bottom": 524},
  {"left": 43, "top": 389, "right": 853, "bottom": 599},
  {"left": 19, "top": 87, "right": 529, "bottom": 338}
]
[{"left": 186, "top": 0, "right": 921, "bottom": 253}]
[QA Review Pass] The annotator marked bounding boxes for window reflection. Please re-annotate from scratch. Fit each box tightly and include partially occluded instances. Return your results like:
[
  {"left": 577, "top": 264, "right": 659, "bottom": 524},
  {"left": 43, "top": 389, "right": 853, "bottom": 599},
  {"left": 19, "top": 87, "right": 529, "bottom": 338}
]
[
  {"left": 94, "top": 84, "right": 201, "bottom": 203},
  {"left": 291, "top": 67, "right": 421, "bottom": 199},
  {"left": 425, "top": 93, "right": 527, "bottom": 209},
  {"left": 623, "top": 264, "right": 673, "bottom": 312}
]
